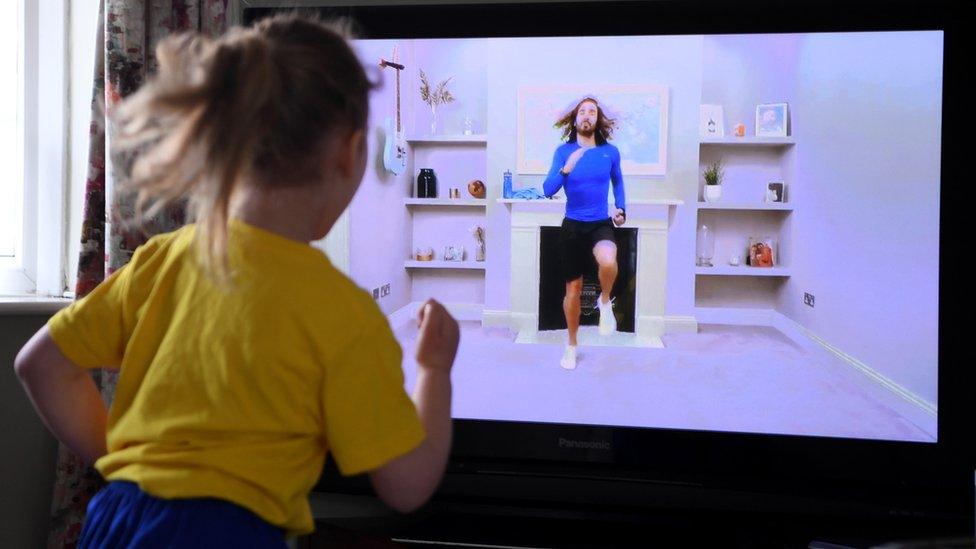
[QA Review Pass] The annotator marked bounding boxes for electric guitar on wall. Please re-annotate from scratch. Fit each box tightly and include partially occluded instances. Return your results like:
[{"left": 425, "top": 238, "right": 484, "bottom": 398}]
[{"left": 380, "top": 47, "right": 407, "bottom": 176}]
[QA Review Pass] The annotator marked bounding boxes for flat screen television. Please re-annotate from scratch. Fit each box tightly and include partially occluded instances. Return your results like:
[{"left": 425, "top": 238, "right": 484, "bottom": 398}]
[{"left": 235, "top": 0, "right": 971, "bottom": 542}]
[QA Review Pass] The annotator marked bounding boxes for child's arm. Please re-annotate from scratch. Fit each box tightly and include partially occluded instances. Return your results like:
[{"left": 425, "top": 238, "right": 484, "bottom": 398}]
[
  {"left": 369, "top": 368, "right": 452, "bottom": 513},
  {"left": 368, "top": 300, "right": 458, "bottom": 513},
  {"left": 14, "top": 326, "right": 109, "bottom": 465}
]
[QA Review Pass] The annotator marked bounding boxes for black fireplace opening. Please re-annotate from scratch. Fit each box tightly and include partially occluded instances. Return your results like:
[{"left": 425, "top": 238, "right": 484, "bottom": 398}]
[{"left": 538, "top": 227, "right": 637, "bottom": 333}]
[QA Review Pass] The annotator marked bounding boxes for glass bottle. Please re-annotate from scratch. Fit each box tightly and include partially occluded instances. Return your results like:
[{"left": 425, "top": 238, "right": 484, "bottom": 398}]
[{"left": 696, "top": 224, "right": 715, "bottom": 267}]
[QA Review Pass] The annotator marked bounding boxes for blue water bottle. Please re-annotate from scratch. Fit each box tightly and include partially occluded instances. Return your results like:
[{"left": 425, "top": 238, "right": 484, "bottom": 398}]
[{"left": 503, "top": 169, "right": 513, "bottom": 199}]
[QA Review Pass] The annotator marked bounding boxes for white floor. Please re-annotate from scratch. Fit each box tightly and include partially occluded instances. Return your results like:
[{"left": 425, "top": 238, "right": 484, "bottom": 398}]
[{"left": 392, "top": 320, "right": 937, "bottom": 443}]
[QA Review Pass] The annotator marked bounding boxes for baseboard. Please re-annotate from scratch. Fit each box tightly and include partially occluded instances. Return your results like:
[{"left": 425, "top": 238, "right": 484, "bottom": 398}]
[
  {"left": 388, "top": 301, "right": 485, "bottom": 330},
  {"left": 769, "top": 312, "right": 938, "bottom": 417},
  {"left": 693, "top": 307, "right": 777, "bottom": 327},
  {"left": 481, "top": 309, "right": 510, "bottom": 328},
  {"left": 664, "top": 315, "right": 698, "bottom": 334},
  {"left": 387, "top": 302, "right": 418, "bottom": 331}
]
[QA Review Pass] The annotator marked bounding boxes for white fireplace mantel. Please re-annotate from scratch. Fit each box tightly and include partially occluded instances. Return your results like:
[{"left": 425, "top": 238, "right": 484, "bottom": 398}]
[{"left": 495, "top": 198, "right": 682, "bottom": 347}]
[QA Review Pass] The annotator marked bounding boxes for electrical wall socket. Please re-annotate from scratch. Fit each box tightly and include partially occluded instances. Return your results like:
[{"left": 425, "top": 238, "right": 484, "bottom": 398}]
[
  {"left": 372, "top": 287, "right": 380, "bottom": 300},
  {"left": 381, "top": 283, "right": 391, "bottom": 297},
  {"left": 804, "top": 292, "right": 815, "bottom": 307}
]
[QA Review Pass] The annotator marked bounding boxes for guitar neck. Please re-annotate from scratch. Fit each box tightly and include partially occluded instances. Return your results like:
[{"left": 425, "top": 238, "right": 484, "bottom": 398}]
[{"left": 380, "top": 53, "right": 404, "bottom": 136}]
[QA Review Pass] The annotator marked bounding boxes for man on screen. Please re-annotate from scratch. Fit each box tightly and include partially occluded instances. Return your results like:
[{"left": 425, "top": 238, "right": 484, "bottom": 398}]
[{"left": 542, "top": 97, "right": 626, "bottom": 371}]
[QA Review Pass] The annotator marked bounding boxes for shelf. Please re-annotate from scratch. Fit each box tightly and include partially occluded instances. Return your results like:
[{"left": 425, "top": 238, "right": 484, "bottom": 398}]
[
  {"left": 497, "top": 198, "right": 683, "bottom": 205},
  {"left": 407, "top": 134, "right": 487, "bottom": 144},
  {"left": 405, "top": 260, "right": 487, "bottom": 270},
  {"left": 700, "top": 137, "right": 795, "bottom": 146},
  {"left": 695, "top": 266, "right": 791, "bottom": 277},
  {"left": 697, "top": 202, "right": 793, "bottom": 211},
  {"left": 405, "top": 198, "right": 487, "bottom": 207}
]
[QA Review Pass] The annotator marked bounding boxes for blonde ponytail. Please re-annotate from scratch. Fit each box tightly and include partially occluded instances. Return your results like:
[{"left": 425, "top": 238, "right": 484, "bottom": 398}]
[{"left": 113, "top": 12, "right": 376, "bottom": 283}]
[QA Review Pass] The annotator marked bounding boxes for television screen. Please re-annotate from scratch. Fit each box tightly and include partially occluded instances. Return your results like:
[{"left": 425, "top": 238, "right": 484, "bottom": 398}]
[{"left": 323, "top": 28, "right": 942, "bottom": 444}]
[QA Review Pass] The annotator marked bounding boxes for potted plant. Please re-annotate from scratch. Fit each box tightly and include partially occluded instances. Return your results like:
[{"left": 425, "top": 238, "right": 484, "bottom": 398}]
[{"left": 703, "top": 160, "right": 724, "bottom": 202}]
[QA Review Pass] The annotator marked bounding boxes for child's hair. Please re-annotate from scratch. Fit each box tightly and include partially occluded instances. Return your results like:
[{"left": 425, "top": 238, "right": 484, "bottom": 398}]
[{"left": 112, "top": 11, "right": 379, "bottom": 281}]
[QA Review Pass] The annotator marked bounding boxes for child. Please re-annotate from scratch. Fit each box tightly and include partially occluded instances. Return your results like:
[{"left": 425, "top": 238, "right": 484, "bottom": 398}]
[{"left": 13, "top": 12, "right": 459, "bottom": 547}]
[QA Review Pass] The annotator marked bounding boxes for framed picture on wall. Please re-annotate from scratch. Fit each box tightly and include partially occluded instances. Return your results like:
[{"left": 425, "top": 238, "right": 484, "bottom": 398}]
[
  {"left": 756, "top": 102, "right": 789, "bottom": 137},
  {"left": 517, "top": 84, "right": 669, "bottom": 176}
]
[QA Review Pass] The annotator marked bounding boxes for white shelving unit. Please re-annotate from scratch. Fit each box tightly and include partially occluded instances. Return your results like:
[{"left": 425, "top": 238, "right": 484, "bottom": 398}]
[
  {"left": 405, "top": 198, "right": 487, "bottom": 207},
  {"left": 695, "top": 266, "right": 791, "bottom": 277},
  {"left": 407, "top": 134, "right": 487, "bottom": 145},
  {"left": 697, "top": 202, "right": 793, "bottom": 211},
  {"left": 405, "top": 260, "right": 487, "bottom": 270},
  {"left": 700, "top": 136, "right": 795, "bottom": 147},
  {"left": 406, "top": 134, "right": 488, "bottom": 308},
  {"left": 497, "top": 198, "right": 683, "bottom": 206},
  {"left": 695, "top": 135, "right": 796, "bottom": 309}
]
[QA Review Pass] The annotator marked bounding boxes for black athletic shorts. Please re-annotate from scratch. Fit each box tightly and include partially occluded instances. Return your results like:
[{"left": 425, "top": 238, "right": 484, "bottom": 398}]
[{"left": 558, "top": 217, "right": 615, "bottom": 282}]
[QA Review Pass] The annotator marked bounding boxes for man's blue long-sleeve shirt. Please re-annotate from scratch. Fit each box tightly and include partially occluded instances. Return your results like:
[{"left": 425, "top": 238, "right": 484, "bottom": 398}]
[{"left": 542, "top": 142, "right": 626, "bottom": 222}]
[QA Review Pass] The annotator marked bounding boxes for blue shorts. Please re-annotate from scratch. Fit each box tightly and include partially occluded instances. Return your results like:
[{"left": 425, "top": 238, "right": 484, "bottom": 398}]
[{"left": 78, "top": 480, "right": 287, "bottom": 548}]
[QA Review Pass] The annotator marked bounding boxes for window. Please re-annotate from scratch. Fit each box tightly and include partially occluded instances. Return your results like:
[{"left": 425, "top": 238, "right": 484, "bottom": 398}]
[
  {"left": 1, "top": 1, "right": 23, "bottom": 262},
  {"left": 1, "top": 0, "right": 68, "bottom": 297}
]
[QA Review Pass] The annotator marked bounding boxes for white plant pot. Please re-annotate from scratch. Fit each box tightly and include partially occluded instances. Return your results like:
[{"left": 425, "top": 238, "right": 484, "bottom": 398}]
[{"left": 704, "top": 185, "right": 722, "bottom": 202}]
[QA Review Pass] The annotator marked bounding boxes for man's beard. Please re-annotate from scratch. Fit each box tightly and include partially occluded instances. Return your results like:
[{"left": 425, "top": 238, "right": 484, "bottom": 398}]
[{"left": 576, "top": 120, "right": 596, "bottom": 138}]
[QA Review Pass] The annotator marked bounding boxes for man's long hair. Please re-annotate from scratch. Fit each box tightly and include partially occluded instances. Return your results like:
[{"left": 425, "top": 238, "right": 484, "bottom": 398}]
[{"left": 554, "top": 96, "right": 617, "bottom": 145}]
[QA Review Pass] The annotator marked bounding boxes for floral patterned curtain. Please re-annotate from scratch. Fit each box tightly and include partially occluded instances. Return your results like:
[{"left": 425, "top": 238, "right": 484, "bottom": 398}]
[{"left": 48, "top": 1, "right": 227, "bottom": 546}]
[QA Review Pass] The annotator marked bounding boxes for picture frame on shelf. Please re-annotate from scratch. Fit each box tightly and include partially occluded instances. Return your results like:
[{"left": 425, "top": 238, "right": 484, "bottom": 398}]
[
  {"left": 756, "top": 102, "right": 789, "bottom": 137},
  {"left": 700, "top": 104, "right": 725, "bottom": 138},
  {"left": 444, "top": 245, "right": 466, "bottom": 261},
  {"left": 748, "top": 237, "right": 776, "bottom": 267},
  {"left": 765, "top": 182, "right": 785, "bottom": 203}
]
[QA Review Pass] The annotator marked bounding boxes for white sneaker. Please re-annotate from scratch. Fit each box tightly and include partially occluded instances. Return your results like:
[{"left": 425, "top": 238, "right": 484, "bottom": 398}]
[
  {"left": 560, "top": 345, "right": 577, "bottom": 370},
  {"left": 597, "top": 293, "right": 617, "bottom": 336}
]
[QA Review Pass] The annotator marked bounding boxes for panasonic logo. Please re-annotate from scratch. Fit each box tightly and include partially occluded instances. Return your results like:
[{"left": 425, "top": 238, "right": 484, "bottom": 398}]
[{"left": 558, "top": 437, "right": 612, "bottom": 450}]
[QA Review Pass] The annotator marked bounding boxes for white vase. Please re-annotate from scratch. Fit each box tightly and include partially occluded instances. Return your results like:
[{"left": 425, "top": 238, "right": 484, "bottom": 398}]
[{"left": 704, "top": 185, "right": 722, "bottom": 202}]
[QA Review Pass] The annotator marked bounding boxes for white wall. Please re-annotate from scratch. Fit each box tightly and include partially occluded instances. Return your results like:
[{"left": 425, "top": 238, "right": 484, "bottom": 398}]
[
  {"left": 408, "top": 39, "right": 487, "bottom": 138},
  {"left": 702, "top": 34, "right": 801, "bottom": 138},
  {"left": 700, "top": 31, "right": 942, "bottom": 407},
  {"left": 348, "top": 39, "right": 416, "bottom": 315},
  {"left": 785, "top": 31, "right": 943, "bottom": 406}
]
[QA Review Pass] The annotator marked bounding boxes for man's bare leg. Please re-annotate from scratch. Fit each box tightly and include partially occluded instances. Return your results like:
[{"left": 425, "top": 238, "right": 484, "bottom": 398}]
[
  {"left": 564, "top": 277, "right": 583, "bottom": 346},
  {"left": 561, "top": 277, "right": 583, "bottom": 369},
  {"left": 594, "top": 240, "right": 618, "bottom": 304}
]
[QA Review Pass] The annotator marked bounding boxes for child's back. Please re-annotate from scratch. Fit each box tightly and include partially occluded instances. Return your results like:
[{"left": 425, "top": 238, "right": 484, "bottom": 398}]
[{"left": 49, "top": 220, "right": 423, "bottom": 537}]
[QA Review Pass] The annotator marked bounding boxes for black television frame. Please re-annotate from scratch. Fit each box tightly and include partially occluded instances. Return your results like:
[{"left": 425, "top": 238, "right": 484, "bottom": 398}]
[{"left": 238, "top": 0, "right": 972, "bottom": 526}]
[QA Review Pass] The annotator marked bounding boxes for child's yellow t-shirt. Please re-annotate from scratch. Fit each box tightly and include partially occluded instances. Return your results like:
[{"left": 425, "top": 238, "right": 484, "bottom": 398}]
[{"left": 47, "top": 219, "right": 425, "bottom": 537}]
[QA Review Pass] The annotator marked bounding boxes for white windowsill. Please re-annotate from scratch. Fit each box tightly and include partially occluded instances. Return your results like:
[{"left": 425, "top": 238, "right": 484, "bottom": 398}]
[{"left": 0, "top": 296, "right": 73, "bottom": 314}]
